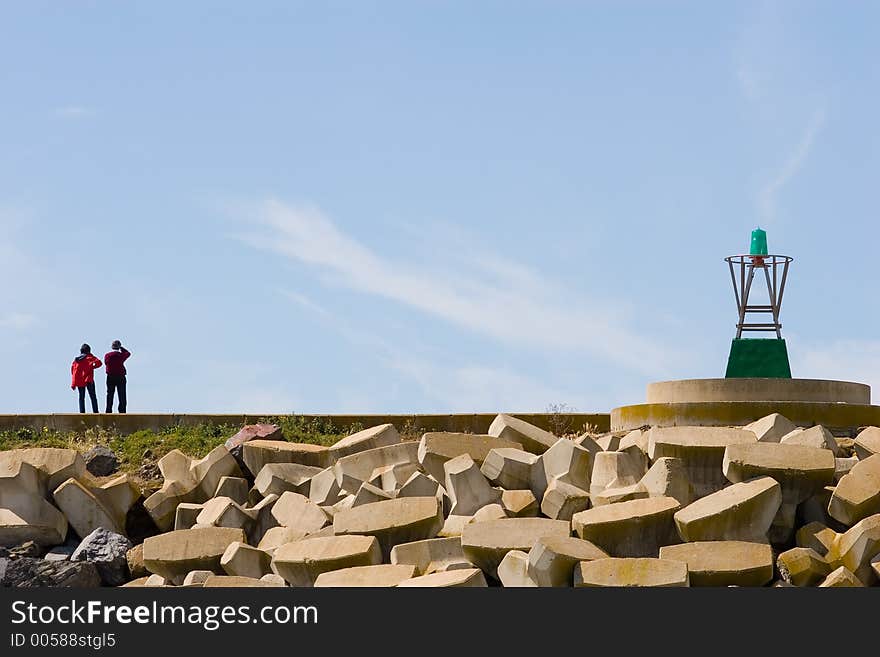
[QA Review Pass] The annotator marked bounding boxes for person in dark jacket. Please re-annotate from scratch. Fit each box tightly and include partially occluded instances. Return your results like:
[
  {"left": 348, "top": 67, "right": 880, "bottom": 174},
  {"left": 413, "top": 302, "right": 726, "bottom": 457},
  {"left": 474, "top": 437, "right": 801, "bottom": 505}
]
[
  {"left": 104, "top": 339, "right": 131, "bottom": 413},
  {"left": 71, "top": 343, "right": 102, "bottom": 413}
]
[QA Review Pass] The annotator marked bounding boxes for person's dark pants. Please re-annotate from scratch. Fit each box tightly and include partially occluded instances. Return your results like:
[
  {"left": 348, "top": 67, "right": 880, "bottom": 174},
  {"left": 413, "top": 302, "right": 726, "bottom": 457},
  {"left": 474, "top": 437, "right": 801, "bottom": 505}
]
[
  {"left": 106, "top": 374, "right": 127, "bottom": 413},
  {"left": 77, "top": 382, "right": 98, "bottom": 413}
]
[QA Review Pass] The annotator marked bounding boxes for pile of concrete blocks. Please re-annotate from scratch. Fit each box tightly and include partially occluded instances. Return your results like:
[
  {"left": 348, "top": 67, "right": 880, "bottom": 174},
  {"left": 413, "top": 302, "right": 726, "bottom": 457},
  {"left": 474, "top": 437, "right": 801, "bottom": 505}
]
[
  {"left": 0, "top": 448, "right": 140, "bottom": 545},
  {"left": 3, "top": 415, "right": 880, "bottom": 588},
  {"left": 0, "top": 447, "right": 142, "bottom": 587}
]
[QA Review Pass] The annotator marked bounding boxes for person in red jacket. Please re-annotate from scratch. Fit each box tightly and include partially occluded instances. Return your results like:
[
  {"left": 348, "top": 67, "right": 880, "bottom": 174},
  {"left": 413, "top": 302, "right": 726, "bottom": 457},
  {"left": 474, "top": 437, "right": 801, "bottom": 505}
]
[
  {"left": 71, "top": 343, "right": 102, "bottom": 413},
  {"left": 104, "top": 339, "right": 131, "bottom": 413}
]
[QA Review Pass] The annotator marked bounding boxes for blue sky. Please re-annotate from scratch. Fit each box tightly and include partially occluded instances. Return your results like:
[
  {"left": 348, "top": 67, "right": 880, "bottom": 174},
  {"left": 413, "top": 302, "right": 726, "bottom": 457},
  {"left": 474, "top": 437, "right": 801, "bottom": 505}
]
[{"left": 1, "top": 1, "right": 878, "bottom": 414}]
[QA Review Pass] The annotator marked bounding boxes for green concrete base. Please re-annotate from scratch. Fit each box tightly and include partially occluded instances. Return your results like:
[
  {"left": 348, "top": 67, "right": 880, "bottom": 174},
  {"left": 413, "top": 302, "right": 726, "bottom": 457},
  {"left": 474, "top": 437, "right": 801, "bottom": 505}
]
[{"left": 725, "top": 339, "right": 791, "bottom": 378}]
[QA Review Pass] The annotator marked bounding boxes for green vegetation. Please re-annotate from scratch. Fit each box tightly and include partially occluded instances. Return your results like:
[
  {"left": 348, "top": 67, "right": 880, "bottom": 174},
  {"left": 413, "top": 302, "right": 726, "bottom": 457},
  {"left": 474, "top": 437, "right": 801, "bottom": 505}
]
[
  {"left": 0, "top": 415, "right": 365, "bottom": 479},
  {"left": 0, "top": 413, "right": 598, "bottom": 487},
  {"left": 269, "top": 415, "right": 363, "bottom": 444}
]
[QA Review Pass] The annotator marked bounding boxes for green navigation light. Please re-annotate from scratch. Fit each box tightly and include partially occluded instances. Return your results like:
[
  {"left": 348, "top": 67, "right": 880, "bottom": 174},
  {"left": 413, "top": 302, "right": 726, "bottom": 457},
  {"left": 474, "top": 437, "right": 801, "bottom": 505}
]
[{"left": 750, "top": 227, "right": 768, "bottom": 256}]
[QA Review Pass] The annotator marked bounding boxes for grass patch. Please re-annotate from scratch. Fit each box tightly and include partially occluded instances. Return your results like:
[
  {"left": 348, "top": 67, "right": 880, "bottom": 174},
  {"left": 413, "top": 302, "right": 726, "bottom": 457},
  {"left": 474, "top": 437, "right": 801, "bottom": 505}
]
[
  {"left": 0, "top": 415, "right": 364, "bottom": 479},
  {"left": 265, "top": 415, "right": 361, "bottom": 445}
]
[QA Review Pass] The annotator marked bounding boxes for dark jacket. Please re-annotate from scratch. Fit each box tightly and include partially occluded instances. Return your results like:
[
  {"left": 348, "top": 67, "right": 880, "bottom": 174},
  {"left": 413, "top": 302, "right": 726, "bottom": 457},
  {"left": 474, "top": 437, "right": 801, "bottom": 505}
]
[{"left": 104, "top": 347, "right": 131, "bottom": 376}]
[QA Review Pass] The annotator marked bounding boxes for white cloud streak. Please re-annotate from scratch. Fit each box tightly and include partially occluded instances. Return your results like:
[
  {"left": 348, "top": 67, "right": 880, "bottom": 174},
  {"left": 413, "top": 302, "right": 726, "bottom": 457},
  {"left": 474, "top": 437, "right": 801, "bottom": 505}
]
[
  {"left": 279, "top": 289, "right": 329, "bottom": 317},
  {"left": 734, "top": 1, "right": 777, "bottom": 106},
  {"left": 0, "top": 313, "right": 38, "bottom": 331},
  {"left": 387, "top": 356, "right": 582, "bottom": 413},
  {"left": 791, "top": 338, "right": 880, "bottom": 400},
  {"left": 734, "top": 5, "right": 826, "bottom": 228},
  {"left": 52, "top": 106, "right": 95, "bottom": 119},
  {"left": 272, "top": 293, "right": 590, "bottom": 412},
  {"left": 235, "top": 200, "right": 675, "bottom": 376},
  {"left": 758, "top": 108, "right": 825, "bottom": 225}
]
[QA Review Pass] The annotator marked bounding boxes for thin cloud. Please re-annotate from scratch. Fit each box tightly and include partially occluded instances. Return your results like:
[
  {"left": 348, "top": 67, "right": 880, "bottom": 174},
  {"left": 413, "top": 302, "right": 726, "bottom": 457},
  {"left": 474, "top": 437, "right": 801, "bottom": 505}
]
[
  {"left": 733, "top": 5, "right": 826, "bottom": 227},
  {"left": 279, "top": 289, "right": 329, "bottom": 317},
  {"left": 791, "top": 338, "right": 880, "bottom": 398},
  {"left": 758, "top": 108, "right": 825, "bottom": 225},
  {"left": 132, "top": 357, "right": 301, "bottom": 414},
  {"left": 271, "top": 295, "right": 589, "bottom": 412},
  {"left": 733, "top": 0, "right": 785, "bottom": 107},
  {"left": 235, "top": 199, "right": 675, "bottom": 376},
  {"left": 736, "top": 66, "right": 762, "bottom": 103},
  {"left": 387, "top": 356, "right": 580, "bottom": 413},
  {"left": 0, "top": 313, "right": 39, "bottom": 331},
  {"left": 51, "top": 106, "right": 95, "bottom": 119}
]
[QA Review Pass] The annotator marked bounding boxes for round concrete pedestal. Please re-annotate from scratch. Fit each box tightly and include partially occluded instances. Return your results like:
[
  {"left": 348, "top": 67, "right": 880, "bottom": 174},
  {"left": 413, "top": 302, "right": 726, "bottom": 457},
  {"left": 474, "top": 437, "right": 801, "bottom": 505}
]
[
  {"left": 646, "top": 378, "right": 869, "bottom": 404},
  {"left": 612, "top": 377, "right": 876, "bottom": 435}
]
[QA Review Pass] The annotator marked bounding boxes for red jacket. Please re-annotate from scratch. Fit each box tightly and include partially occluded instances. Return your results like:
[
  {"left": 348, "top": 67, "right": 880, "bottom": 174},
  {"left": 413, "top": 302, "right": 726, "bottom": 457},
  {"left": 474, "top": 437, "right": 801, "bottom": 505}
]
[{"left": 71, "top": 354, "right": 102, "bottom": 389}]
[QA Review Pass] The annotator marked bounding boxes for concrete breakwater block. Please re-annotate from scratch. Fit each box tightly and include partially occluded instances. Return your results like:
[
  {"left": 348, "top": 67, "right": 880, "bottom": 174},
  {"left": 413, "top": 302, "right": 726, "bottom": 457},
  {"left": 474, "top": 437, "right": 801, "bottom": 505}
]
[
  {"left": 271, "top": 535, "right": 383, "bottom": 586},
  {"left": 313, "top": 564, "right": 416, "bottom": 587},
  {"left": 572, "top": 497, "right": 681, "bottom": 558},
  {"left": 333, "top": 497, "right": 444, "bottom": 559},
  {"left": 143, "top": 527, "right": 246, "bottom": 579},
  {"left": 673, "top": 477, "right": 781, "bottom": 543},
  {"left": 7, "top": 413, "right": 880, "bottom": 589},
  {"left": 417, "top": 432, "right": 522, "bottom": 483},
  {"left": 460, "top": 518, "right": 569, "bottom": 578},
  {"left": 242, "top": 440, "right": 331, "bottom": 475},
  {"left": 574, "top": 558, "right": 689, "bottom": 587},
  {"left": 659, "top": 541, "right": 774, "bottom": 587},
  {"left": 648, "top": 427, "right": 758, "bottom": 498}
]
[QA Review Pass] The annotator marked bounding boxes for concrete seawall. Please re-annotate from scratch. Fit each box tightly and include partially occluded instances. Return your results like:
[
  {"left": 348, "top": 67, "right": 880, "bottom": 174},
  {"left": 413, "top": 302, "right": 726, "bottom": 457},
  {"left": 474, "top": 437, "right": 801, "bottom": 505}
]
[{"left": 0, "top": 413, "right": 611, "bottom": 435}]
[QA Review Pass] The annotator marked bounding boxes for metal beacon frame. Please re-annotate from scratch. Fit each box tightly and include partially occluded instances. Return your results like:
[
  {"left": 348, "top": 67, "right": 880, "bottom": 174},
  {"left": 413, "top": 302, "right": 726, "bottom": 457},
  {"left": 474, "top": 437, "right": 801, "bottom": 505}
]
[{"left": 724, "top": 253, "right": 793, "bottom": 339}]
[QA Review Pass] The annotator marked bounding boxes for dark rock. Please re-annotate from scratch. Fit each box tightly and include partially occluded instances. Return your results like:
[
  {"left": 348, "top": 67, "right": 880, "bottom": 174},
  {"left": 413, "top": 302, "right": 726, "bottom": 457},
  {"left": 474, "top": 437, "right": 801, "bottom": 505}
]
[
  {"left": 17, "top": 541, "right": 44, "bottom": 558},
  {"left": 83, "top": 446, "right": 120, "bottom": 477},
  {"left": 137, "top": 461, "right": 161, "bottom": 483},
  {"left": 70, "top": 528, "right": 132, "bottom": 586},
  {"left": 0, "top": 541, "right": 44, "bottom": 559},
  {"left": 1, "top": 557, "right": 101, "bottom": 588},
  {"left": 136, "top": 452, "right": 161, "bottom": 484},
  {"left": 225, "top": 424, "right": 283, "bottom": 474}
]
